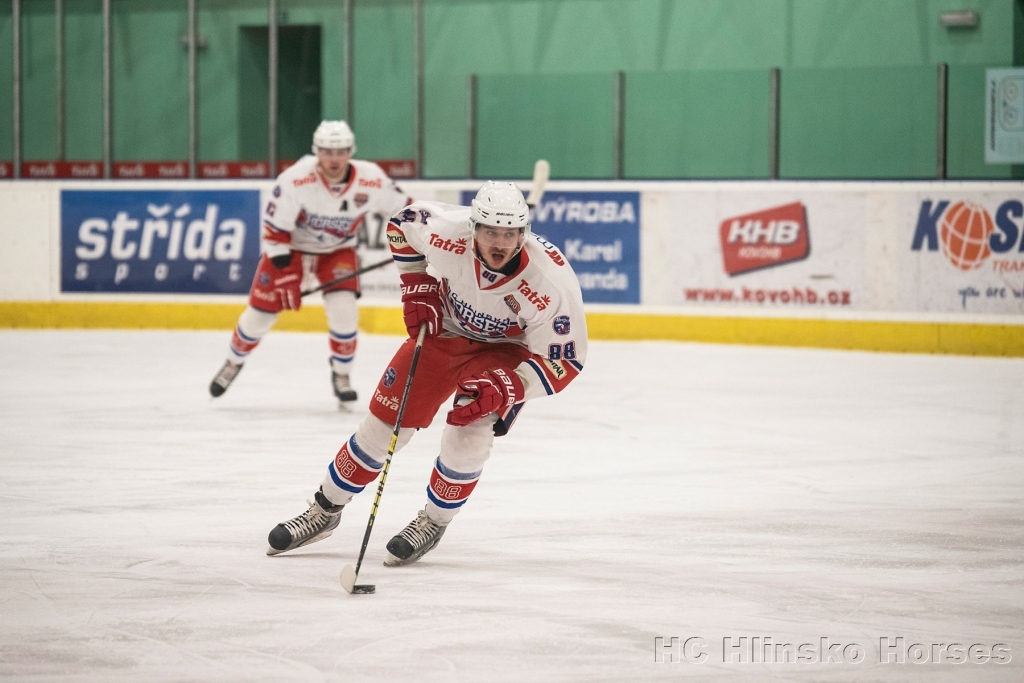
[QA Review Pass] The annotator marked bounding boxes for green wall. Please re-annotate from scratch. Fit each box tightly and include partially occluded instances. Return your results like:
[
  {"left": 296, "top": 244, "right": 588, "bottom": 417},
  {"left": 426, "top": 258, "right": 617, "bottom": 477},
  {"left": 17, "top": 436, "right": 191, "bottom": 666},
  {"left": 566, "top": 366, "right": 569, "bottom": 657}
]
[{"left": 1, "top": 0, "right": 1021, "bottom": 178}]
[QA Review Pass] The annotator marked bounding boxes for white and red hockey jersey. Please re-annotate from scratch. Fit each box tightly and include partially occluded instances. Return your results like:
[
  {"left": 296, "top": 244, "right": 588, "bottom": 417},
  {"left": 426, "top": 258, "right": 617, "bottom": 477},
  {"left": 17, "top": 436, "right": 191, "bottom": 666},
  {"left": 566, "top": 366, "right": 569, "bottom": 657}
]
[
  {"left": 387, "top": 200, "right": 588, "bottom": 402},
  {"left": 262, "top": 155, "right": 412, "bottom": 258}
]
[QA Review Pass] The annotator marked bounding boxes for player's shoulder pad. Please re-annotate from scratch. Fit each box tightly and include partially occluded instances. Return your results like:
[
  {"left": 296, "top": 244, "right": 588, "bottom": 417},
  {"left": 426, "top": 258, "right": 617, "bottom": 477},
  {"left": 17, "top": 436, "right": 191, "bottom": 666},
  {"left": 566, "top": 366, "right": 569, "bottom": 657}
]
[
  {"left": 524, "top": 234, "right": 575, "bottom": 281},
  {"left": 394, "top": 200, "right": 470, "bottom": 226},
  {"left": 275, "top": 154, "right": 318, "bottom": 186},
  {"left": 520, "top": 236, "right": 584, "bottom": 307}
]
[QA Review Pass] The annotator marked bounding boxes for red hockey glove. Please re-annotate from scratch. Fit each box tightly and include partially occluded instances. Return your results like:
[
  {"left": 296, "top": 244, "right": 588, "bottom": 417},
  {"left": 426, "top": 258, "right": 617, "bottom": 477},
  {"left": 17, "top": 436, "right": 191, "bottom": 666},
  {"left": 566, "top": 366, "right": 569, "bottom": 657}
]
[
  {"left": 269, "top": 252, "right": 302, "bottom": 311},
  {"left": 400, "top": 272, "right": 443, "bottom": 337},
  {"left": 446, "top": 367, "right": 525, "bottom": 427}
]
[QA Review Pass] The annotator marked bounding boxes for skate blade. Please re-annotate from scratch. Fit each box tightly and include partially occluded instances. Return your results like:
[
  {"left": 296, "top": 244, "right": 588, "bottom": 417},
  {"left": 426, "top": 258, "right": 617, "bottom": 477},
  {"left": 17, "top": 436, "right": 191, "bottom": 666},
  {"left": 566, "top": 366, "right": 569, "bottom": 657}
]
[
  {"left": 341, "top": 564, "right": 375, "bottom": 594},
  {"left": 266, "top": 527, "right": 336, "bottom": 556}
]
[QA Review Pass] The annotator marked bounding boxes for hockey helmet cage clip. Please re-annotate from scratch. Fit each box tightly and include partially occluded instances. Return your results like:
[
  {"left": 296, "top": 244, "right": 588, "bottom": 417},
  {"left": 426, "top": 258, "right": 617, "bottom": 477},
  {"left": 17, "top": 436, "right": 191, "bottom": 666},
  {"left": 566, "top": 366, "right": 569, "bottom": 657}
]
[{"left": 312, "top": 120, "right": 356, "bottom": 155}]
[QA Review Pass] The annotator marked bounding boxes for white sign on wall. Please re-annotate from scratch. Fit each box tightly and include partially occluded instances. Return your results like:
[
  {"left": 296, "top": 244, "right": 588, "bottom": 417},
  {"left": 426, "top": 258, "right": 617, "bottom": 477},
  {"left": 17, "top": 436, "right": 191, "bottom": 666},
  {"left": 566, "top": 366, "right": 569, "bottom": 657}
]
[{"left": 985, "top": 68, "right": 1024, "bottom": 164}]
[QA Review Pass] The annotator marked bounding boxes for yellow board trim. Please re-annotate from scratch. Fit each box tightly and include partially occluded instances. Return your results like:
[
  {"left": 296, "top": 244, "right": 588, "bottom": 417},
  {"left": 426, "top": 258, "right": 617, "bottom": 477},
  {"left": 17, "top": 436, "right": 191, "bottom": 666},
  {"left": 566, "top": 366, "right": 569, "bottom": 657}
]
[{"left": 0, "top": 302, "right": 1020, "bottom": 357}]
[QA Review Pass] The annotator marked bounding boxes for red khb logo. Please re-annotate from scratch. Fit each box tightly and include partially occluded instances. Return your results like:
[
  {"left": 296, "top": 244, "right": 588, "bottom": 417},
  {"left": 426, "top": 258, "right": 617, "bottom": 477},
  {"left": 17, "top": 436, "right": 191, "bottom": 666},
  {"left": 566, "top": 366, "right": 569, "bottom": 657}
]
[{"left": 719, "top": 202, "right": 809, "bottom": 276}]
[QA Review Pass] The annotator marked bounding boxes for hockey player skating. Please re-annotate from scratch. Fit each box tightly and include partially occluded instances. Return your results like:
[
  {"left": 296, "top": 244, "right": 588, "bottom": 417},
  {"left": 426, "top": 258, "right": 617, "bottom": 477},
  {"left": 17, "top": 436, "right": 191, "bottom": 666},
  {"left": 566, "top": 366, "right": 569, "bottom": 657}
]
[
  {"left": 209, "top": 120, "right": 412, "bottom": 405},
  {"left": 267, "top": 180, "right": 587, "bottom": 567}
]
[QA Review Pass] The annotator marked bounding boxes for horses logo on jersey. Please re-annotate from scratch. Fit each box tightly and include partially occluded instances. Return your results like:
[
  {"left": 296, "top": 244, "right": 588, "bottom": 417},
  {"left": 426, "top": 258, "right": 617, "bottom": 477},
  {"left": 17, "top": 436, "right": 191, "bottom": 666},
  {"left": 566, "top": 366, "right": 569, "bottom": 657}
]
[
  {"left": 354, "top": 193, "right": 369, "bottom": 208},
  {"left": 382, "top": 366, "right": 397, "bottom": 387},
  {"left": 299, "top": 211, "right": 357, "bottom": 239},
  {"left": 504, "top": 294, "right": 521, "bottom": 314},
  {"left": 553, "top": 315, "right": 571, "bottom": 335},
  {"left": 446, "top": 289, "right": 517, "bottom": 338}
]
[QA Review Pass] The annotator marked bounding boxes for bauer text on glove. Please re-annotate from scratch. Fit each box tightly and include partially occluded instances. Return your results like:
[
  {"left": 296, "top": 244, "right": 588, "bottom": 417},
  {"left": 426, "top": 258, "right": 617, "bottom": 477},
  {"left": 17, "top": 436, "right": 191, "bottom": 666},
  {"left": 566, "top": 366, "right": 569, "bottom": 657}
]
[{"left": 400, "top": 272, "right": 443, "bottom": 337}]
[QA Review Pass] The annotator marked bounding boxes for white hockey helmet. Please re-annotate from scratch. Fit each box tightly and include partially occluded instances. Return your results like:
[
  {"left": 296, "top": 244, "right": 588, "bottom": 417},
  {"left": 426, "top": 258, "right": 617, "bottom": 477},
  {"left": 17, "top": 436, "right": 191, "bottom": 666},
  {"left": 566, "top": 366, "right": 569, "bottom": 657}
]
[
  {"left": 470, "top": 181, "right": 530, "bottom": 232},
  {"left": 311, "top": 120, "right": 356, "bottom": 154},
  {"left": 470, "top": 181, "right": 531, "bottom": 266}
]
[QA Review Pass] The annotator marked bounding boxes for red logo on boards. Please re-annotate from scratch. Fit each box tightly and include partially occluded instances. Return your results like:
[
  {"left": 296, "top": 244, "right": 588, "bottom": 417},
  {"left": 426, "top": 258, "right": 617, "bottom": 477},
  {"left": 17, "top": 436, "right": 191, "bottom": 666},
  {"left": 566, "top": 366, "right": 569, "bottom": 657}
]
[{"left": 719, "top": 202, "right": 809, "bottom": 276}]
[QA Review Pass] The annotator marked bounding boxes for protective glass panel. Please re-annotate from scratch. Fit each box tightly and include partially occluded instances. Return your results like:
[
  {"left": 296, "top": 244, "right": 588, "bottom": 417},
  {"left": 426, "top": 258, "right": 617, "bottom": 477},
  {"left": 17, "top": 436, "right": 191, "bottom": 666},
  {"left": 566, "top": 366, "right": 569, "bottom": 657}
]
[
  {"left": 476, "top": 73, "right": 615, "bottom": 179},
  {"left": 779, "top": 66, "right": 937, "bottom": 179},
  {"left": 626, "top": 69, "right": 771, "bottom": 179}
]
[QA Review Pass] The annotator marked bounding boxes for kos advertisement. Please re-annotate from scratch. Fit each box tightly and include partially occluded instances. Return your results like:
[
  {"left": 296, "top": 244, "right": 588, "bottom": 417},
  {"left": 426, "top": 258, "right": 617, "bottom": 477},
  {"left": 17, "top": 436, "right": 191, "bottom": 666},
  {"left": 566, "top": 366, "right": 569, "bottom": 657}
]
[
  {"left": 904, "top": 194, "right": 1024, "bottom": 313},
  {"left": 62, "top": 190, "right": 260, "bottom": 294},
  {"left": 654, "top": 192, "right": 865, "bottom": 310},
  {"left": 461, "top": 190, "right": 641, "bottom": 304}
]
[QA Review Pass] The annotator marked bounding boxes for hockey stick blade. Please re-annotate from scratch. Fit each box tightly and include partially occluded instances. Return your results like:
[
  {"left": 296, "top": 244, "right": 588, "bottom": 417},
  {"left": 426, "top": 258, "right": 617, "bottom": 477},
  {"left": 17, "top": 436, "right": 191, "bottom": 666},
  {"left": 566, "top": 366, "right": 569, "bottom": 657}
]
[
  {"left": 525, "top": 159, "right": 549, "bottom": 209},
  {"left": 341, "top": 564, "right": 375, "bottom": 594}
]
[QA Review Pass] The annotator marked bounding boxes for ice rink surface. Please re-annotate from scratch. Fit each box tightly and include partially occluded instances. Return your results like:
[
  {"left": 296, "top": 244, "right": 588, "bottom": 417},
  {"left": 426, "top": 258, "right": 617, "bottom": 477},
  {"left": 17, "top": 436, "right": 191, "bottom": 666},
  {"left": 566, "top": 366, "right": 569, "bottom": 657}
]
[{"left": 1, "top": 329, "right": 1022, "bottom": 682}]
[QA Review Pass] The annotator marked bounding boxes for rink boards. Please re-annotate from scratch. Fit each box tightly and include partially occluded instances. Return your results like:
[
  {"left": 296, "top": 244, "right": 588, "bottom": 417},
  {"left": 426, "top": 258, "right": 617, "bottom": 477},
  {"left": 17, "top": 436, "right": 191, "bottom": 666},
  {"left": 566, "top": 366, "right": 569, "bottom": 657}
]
[{"left": 0, "top": 179, "right": 1022, "bottom": 356}]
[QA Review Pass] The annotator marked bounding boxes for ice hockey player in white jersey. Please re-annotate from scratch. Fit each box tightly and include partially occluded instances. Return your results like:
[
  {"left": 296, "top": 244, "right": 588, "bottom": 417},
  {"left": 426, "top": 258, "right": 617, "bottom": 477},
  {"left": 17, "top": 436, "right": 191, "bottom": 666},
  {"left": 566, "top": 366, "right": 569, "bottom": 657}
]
[
  {"left": 266, "top": 180, "right": 588, "bottom": 566},
  {"left": 208, "top": 121, "right": 412, "bottom": 404}
]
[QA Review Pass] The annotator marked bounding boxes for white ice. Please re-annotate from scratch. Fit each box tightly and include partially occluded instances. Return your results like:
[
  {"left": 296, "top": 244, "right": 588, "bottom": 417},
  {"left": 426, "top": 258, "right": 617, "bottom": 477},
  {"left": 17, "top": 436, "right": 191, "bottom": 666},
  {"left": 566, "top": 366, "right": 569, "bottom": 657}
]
[{"left": 1, "top": 329, "right": 1022, "bottom": 682}]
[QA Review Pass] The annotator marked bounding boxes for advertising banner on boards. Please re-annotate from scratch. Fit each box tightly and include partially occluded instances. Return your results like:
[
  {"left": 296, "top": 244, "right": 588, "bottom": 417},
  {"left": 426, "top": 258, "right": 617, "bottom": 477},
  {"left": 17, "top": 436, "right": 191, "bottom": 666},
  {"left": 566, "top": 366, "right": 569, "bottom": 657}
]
[
  {"left": 903, "top": 192, "right": 1024, "bottom": 313},
  {"left": 650, "top": 190, "right": 865, "bottom": 310},
  {"left": 61, "top": 190, "right": 261, "bottom": 294}
]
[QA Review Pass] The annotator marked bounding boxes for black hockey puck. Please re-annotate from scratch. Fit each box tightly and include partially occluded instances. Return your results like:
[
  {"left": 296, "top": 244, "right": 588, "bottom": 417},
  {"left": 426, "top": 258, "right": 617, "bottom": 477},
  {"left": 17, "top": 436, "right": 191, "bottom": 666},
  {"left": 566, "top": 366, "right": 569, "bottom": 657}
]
[{"left": 351, "top": 584, "right": 376, "bottom": 594}]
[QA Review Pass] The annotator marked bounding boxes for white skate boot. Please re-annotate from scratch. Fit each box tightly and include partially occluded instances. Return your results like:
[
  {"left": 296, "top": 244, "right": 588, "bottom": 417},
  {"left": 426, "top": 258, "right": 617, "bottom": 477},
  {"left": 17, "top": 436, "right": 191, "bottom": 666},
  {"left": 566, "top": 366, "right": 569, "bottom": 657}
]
[
  {"left": 209, "top": 360, "right": 243, "bottom": 397},
  {"left": 267, "top": 490, "right": 344, "bottom": 556},
  {"left": 332, "top": 369, "right": 358, "bottom": 404},
  {"left": 384, "top": 507, "right": 447, "bottom": 566}
]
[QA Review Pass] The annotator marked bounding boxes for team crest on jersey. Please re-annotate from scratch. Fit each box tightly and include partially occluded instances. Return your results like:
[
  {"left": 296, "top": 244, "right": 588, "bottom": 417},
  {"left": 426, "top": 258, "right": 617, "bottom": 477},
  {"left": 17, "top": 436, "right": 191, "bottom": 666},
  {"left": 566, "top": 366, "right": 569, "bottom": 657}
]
[
  {"left": 272, "top": 185, "right": 282, "bottom": 197},
  {"left": 354, "top": 193, "right": 369, "bottom": 208},
  {"left": 504, "top": 294, "right": 521, "bottom": 314},
  {"left": 259, "top": 273, "right": 270, "bottom": 287},
  {"left": 553, "top": 315, "right": 570, "bottom": 335},
  {"left": 266, "top": 202, "right": 276, "bottom": 216},
  {"left": 382, "top": 367, "right": 397, "bottom": 387}
]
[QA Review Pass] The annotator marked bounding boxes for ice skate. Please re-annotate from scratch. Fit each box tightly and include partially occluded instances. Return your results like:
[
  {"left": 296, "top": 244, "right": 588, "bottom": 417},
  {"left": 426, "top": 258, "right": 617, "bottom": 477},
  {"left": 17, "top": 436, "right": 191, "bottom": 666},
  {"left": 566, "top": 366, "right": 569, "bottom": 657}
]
[
  {"left": 332, "top": 369, "right": 358, "bottom": 404},
  {"left": 384, "top": 507, "right": 447, "bottom": 566},
  {"left": 209, "top": 360, "right": 243, "bottom": 397},
  {"left": 267, "top": 490, "right": 344, "bottom": 556}
]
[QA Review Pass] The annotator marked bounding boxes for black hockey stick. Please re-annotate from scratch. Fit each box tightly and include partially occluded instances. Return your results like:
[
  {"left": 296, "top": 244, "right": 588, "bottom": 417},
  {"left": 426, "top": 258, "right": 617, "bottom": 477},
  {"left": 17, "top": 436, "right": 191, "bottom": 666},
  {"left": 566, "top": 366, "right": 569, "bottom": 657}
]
[
  {"left": 300, "top": 256, "right": 394, "bottom": 297},
  {"left": 341, "top": 322, "right": 428, "bottom": 595}
]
